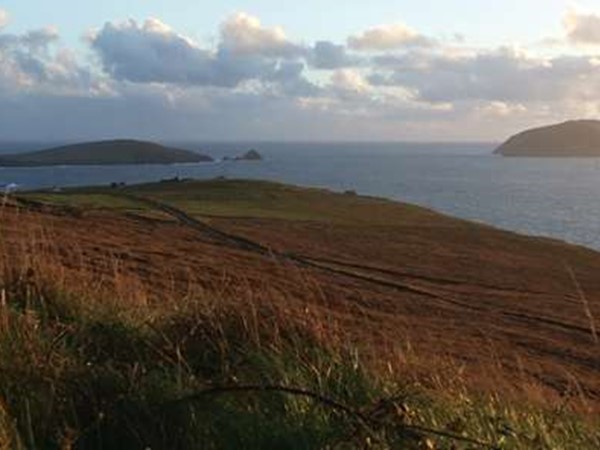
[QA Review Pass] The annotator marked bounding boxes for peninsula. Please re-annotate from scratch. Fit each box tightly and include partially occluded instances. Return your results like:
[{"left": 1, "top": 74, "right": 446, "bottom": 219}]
[
  {"left": 495, "top": 120, "right": 600, "bottom": 156},
  {"left": 0, "top": 139, "right": 213, "bottom": 166}
]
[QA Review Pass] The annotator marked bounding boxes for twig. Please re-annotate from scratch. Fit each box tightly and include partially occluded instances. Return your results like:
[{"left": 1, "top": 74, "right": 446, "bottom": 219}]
[
  {"left": 73, "top": 381, "right": 501, "bottom": 448},
  {"left": 364, "top": 394, "right": 498, "bottom": 449},
  {"left": 167, "top": 384, "right": 498, "bottom": 448},
  {"left": 165, "top": 383, "right": 372, "bottom": 426},
  {"left": 405, "top": 424, "right": 499, "bottom": 449}
]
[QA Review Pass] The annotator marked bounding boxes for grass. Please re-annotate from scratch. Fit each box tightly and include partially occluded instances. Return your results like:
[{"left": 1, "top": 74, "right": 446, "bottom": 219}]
[
  {"left": 4, "top": 181, "right": 600, "bottom": 448},
  {"left": 21, "top": 179, "right": 444, "bottom": 226},
  {"left": 19, "top": 193, "right": 151, "bottom": 214},
  {"left": 18, "top": 191, "right": 175, "bottom": 222},
  {"left": 1, "top": 260, "right": 597, "bottom": 449},
  {"left": 126, "top": 179, "right": 447, "bottom": 226}
]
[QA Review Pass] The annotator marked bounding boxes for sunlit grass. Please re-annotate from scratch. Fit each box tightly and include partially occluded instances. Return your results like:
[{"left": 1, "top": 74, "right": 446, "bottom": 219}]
[{"left": 2, "top": 185, "right": 599, "bottom": 449}]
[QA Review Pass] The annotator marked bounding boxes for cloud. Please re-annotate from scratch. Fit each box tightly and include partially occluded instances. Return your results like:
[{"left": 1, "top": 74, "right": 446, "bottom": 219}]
[
  {"left": 90, "top": 15, "right": 315, "bottom": 91},
  {"left": 0, "top": 24, "right": 94, "bottom": 95},
  {"left": 310, "top": 40, "right": 358, "bottom": 69},
  {"left": 219, "top": 12, "right": 303, "bottom": 58},
  {"left": 0, "top": 26, "right": 59, "bottom": 52},
  {"left": 330, "top": 69, "right": 371, "bottom": 95},
  {"left": 0, "top": 9, "right": 8, "bottom": 29},
  {"left": 90, "top": 18, "right": 224, "bottom": 85},
  {"left": 348, "top": 23, "right": 434, "bottom": 51},
  {"left": 1, "top": 9, "right": 599, "bottom": 142},
  {"left": 21, "top": 27, "right": 60, "bottom": 50},
  {"left": 266, "top": 60, "right": 321, "bottom": 97},
  {"left": 563, "top": 10, "right": 600, "bottom": 45},
  {"left": 370, "top": 47, "right": 600, "bottom": 104},
  {"left": 476, "top": 101, "right": 527, "bottom": 118}
]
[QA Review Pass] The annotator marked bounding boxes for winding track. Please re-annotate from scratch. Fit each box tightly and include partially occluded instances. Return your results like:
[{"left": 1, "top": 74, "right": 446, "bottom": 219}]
[{"left": 116, "top": 192, "right": 596, "bottom": 339}]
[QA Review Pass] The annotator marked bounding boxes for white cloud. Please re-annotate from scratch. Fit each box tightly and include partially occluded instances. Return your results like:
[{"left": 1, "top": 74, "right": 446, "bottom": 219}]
[
  {"left": 220, "top": 12, "right": 302, "bottom": 57},
  {"left": 20, "top": 26, "right": 60, "bottom": 51},
  {"left": 0, "top": 9, "right": 8, "bottom": 29},
  {"left": 563, "top": 10, "right": 600, "bottom": 45},
  {"left": 477, "top": 101, "right": 527, "bottom": 117},
  {"left": 0, "top": 24, "right": 94, "bottom": 95},
  {"left": 330, "top": 69, "right": 371, "bottom": 94},
  {"left": 1, "top": 9, "right": 599, "bottom": 141},
  {"left": 348, "top": 23, "right": 434, "bottom": 51},
  {"left": 142, "top": 17, "right": 175, "bottom": 36},
  {"left": 370, "top": 47, "right": 600, "bottom": 105}
]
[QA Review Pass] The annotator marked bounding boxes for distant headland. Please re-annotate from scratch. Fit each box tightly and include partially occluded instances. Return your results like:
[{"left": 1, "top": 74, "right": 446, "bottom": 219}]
[
  {"left": 495, "top": 120, "right": 600, "bottom": 157},
  {"left": 0, "top": 139, "right": 213, "bottom": 166}
]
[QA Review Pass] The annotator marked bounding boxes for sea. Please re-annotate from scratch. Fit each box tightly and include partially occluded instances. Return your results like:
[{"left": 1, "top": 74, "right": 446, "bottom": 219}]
[{"left": 1, "top": 141, "right": 600, "bottom": 251}]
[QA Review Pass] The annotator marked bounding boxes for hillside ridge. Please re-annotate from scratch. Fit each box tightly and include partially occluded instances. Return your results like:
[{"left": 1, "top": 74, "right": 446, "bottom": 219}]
[
  {"left": 495, "top": 120, "right": 600, "bottom": 156},
  {"left": 0, "top": 139, "right": 213, "bottom": 166}
]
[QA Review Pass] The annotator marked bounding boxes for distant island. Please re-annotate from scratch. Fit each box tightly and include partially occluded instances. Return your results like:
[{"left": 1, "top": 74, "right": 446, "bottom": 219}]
[
  {"left": 223, "top": 149, "right": 263, "bottom": 162},
  {"left": 0, "top": 139, "right": 213, "bottom": 166},
  {"left": 495, "top": 120, "right": 600, "bottom": 157},
  {"left": 236, "top": 149, "right": 263, "bottom": 161}
]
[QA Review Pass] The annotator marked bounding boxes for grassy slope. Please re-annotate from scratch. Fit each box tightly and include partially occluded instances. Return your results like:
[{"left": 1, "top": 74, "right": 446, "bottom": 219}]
[
  {"left": 25, "top": 179, "right": 460, "bottom": 224},
  {"left": 4, "top": 179, "right": 600, "bottom": 449}
]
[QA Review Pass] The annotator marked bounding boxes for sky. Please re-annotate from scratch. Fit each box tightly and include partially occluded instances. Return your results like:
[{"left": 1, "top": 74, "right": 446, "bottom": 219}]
[{"left": 0, "top": 1, "right": 599, "bottom": 141}]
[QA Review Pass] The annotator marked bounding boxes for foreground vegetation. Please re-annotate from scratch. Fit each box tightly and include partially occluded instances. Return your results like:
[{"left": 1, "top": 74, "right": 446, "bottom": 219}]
[
  {"left": 1, "top": 253, "right": 598, "bottom": 449},
  {"left": 3, "top": 181, "right": 599, "bottom": 449}
]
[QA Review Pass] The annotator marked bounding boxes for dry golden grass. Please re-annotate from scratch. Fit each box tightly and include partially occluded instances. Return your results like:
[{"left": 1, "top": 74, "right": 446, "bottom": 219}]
[
  {"left": 3, "top": 197, "right": 599, "bottom": 410},
  {"left": 1, "top": 188, "right": 599, "bottom": 448}
]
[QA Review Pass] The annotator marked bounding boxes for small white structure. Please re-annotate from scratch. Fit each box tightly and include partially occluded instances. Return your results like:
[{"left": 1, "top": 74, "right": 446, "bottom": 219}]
[{"left": 3, "top": 183, "right": 18, "bottom": 194}]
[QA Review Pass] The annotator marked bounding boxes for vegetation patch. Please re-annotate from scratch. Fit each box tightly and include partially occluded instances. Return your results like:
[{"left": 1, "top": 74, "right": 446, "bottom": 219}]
[{"left": 3, "top": 180, "right": 599, "bottom": 448}]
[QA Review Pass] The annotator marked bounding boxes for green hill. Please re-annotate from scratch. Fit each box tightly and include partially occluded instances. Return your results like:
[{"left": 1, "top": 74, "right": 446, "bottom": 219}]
[
  {"left": 0, "top": 139, "right": 213, "bottom": 166},
  {"left": 495, "top": 120, "right": 600, "bottom": 156}
]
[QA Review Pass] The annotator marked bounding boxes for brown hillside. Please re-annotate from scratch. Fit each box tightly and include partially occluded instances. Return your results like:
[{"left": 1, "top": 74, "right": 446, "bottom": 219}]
[{"left": 4, "top": 180, "right": 600, "bottom": 409}]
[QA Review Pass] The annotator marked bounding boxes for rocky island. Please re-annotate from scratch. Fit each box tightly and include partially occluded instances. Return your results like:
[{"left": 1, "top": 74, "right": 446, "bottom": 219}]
[
  {"left": 495, "top": 120, "right": 600, "bottom": 157},
  {"left": 224, "top": 149, "right": 263, "bottom": 162},
  {"left": 235, "top": 149, "right": 263, "bottom": 161},
  {"left": 0, "top": 139, "right": 213, "bottom": 166}
]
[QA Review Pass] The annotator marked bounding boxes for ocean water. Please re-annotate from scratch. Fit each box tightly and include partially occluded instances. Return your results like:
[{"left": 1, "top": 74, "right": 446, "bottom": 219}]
[{"left": 1, "top": 141, "right": 600, "bottom": 251}]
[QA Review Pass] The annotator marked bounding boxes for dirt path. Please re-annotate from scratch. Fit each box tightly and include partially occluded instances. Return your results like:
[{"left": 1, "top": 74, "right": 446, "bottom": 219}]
[{"left": 117, "top": 192, "right": 597, "bottom": 340}]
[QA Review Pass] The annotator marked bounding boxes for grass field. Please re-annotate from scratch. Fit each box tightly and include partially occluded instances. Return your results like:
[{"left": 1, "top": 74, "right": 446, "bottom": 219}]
[
  {"left": 23, "top": 179, "right": 443, "bottom": 225},
  {"left": 4, "top": 178, "right": 600, "bottom": 449}
]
